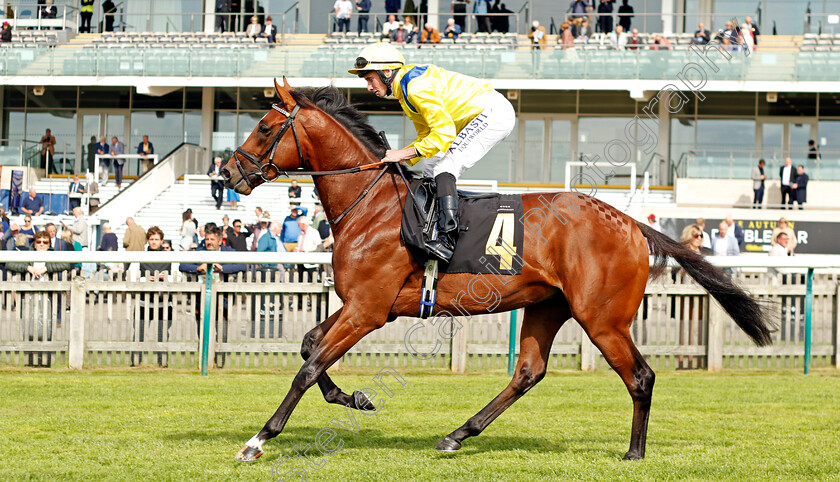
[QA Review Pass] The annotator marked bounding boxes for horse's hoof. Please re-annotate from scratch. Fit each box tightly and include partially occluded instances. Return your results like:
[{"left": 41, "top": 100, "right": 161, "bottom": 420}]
[
  {"left": 622, "top": 450, "right": 644, "bottom": 461},
  {"left": 235, "top": 445, "right": 263, "bottom": 462},
  {"left": 435, "top": 436, "right": 462, "bottom": 452},
  {"left": 353, "top": 390, "right": 376, "bottom": 411}
]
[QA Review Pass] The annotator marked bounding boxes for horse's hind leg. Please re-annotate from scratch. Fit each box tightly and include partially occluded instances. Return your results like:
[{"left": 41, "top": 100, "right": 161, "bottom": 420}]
[
  {"left": 301, "top": 307, "right": 376, "bottom": 411},
  {"left": 436, "top": 299, "right": 569, "bottom": 452},
  {"left": 585, "top": 324, "right": 654, "bottom": 460}
]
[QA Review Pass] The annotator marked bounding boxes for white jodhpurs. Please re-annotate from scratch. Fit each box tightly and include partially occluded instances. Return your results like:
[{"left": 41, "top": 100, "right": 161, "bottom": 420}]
[{"left": 422, "top": 90, "right": 516, "bottom": 179}]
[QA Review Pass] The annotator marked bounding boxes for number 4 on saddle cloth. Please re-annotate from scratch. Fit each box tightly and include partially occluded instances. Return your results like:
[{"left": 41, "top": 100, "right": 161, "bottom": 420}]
[{"left": 400, "top": 177, "right": 525, "bottom": 276}]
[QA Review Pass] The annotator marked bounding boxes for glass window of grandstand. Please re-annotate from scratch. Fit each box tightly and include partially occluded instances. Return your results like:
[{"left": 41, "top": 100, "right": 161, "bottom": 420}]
[
  {"left": 578, "top": 117, "right": 642, "bottom": 188},
  {"left": 515, "top": 116, "right": 570, "bottom": 185},
  {"left": 816, "top": 121, "right": 840, "bottom": 181},
  {"left": 693, "top": 119, "right": 755, "bottom": 179}
]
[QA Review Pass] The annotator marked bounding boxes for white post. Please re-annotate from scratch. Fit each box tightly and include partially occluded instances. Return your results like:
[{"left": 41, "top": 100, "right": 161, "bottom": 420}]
[
  {"left": 68, "top": 276, "right": 86, "bottom": 369},
  {"left": 183, "top": 175, "right": 190, "bottom": 211},
  {"left": 643, "top": 171, "right": 650, "bottom": 205},
  {"left": 451, "top": 317, "right": 467, "bottom": 373},
  {"left": 565, "top": 162, "right": 572, "bottom": 192},
  {"left": 629, "top": 162, "right": 637, "bottom": 198},
  {"left": 204, "top": 0, "right": 216, "bottom": 34},
  {"left": 580, "top": 327, "right": 596, "bottom": 371},
  {"left": 707, "top": 298, "right": 725, "bottom": 372},
  {"left": 427, "top": 0, "right": 440, "bottom": 29},
  {"left": 661, "top": 0, "right": 674, "bottom": 35}
]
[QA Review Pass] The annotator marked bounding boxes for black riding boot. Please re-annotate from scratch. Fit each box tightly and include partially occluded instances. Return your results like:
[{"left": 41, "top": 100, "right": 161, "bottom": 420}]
[{"left": 425, "top": 172, "right": 459, "bottom": 262}]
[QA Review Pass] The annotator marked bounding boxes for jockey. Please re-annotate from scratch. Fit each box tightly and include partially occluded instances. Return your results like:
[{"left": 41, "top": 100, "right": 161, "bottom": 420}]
[{"left": 348, "top": 42, "right": 515, "bottom": 262}]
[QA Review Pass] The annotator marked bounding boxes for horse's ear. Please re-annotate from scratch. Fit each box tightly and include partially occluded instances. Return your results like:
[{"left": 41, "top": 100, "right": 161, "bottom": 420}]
[
  {"left": 282, "top": 76, "right": 293, "bottom": 91},
  {"left": 273, "top": 78, "right": 295, "bottom": 108}
]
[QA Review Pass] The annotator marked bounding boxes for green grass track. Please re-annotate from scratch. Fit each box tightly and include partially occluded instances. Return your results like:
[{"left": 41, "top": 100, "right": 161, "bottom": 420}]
[{"left": 1, "top": 368, "right": 838, "bottom": 481}]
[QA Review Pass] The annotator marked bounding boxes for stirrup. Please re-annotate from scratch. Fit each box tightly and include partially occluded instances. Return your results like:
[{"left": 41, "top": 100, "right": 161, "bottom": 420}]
[{"left": 419, "top": 259, "right": 439, "bottom": 318}]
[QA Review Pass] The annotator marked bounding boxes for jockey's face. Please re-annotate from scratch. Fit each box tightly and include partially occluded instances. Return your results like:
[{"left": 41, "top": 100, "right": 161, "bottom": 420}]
[{"left": 363, "top": 70, "right": 390, "bottom": 97}]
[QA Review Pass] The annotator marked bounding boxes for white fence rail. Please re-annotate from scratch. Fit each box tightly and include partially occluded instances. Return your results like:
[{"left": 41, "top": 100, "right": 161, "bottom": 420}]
[{"left": 0, "top": 253, "right": 838, "bottom": 373}]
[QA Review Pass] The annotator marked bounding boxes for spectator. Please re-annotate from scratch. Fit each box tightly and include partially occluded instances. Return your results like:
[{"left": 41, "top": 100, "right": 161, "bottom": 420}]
[
  {"left": 711, "top": 221, "right": 739, "bottom": 276},
  {"left": 96, "top": 136, "right": 110, "bottom": 185},
  {"left": 258, "top": 221, "right": 287, "bottom": 268},
  {"left": 792, "top": 165, "right": 808, "bottom": 210},
  {"left": 261, "top": 16, "right": 277, "bottom": 43},
  {"left": 178, "top": 225, "right": 247, "bottom": 367},
  {"left": 248, "top": 207, "right": 265, "bottom": 250},
  {"left": 296, "top": 216, "right": 323, "bottom": 313},
  {"left": 719, "top": 21, "right": 737, "bottom": 44},
  {"left": 288, "top": 179, "right": 302, "bottom": 198},
  {"left": 490, "top": 0, "right": 502, "bottom": 32},
  {"left": 226, "top": 219, "right": 252, "bottom": 252},
  {"left": 110, "top": 136, "right": 125, "bottom": 189},
  {"left": 179, "top": 210, "right": 196, "bottom": 251},
  {"left": 21, "top": 188, "right": 44, "bottom": 216},
  {"left": 808, "top": 139, "right": 820, "bottom": 160},
  {"left": 123, "top": 217, "right": 146, "bottom": 252},
  {"left": 626, "top": 28, "right": 643, "bottom": 50},
  {"left": 385, "top": 0, "right": 401, "bottom": 16},
  {"left": 420, "top": 22, "right": 440, "bottom": 44},
  {"left": 136, "top": 135, "right": 155, "bottom": 172},
  {"left": 1, "top": 223, "right": 20, "bottom": 251},
  {"left": 335, "top": 0, "right": 353, "bottom": 33},
  {"left": 245, "top": 16, "right": 262, "bottom": 38},
  {"left": 577, "top": 18, "right": 593, "bottom": 40},
  {"left": 404, "top": 17, "right": 419, "bottom": 44},
  {"left": 45, "top": 223, "right": 72, "bottom": 251},
  {"left": 497, "top": 2, "right": 513, "bottom": 33},
  {"left": 103, "top": 0, "right": 117, "bottom": 32},
  {"left": 474, "top": 0, "right": 492, "bottom": 33},
  {"left": 281, "top": 206, "right": 303, "bottom": 251},
  {"left": 617, "top": 0, "right": 633, "bottom": 31},
  {"left": 568, "top": 0, "right": 587, "bottom": 19},
  {"left": 739, "top": 23, "right": 754, "bottom": 51},
  {"left": 390, "top": 22, "right": 408, "bottom": 43},
  {"left": 528, "top": 20, "right": 546, "bottom": 49},
  {"left": 40, "top": 129, "right": 56, "bottom": 174},
  {"left": 226, "top": 184, "right": 240, "bottom": 210},
  {"left": 86, "top": 173, "right": 100, "bottom": 214},
  {"left": 356, "top": 0, "right": 371, "bottom": 33},
  {"left": 597, "top": 0, "right": 613, "bottom": 33},
  {"left": 1, "top": 22, "right": 12, "bottom": 43},
  {"left": 750, "top": 159, "right": 766, "bottom": 208},
  {"left": 771, "top": 217, "right": 796, "bottom": 254},
  {"left": 62, "top": 206, "right": 89, "bottom": 248},
  {"left": 5, "top": 230, "right": 73, "bottom": 367},
  {"left": 443, "top": 17, "right": 461, "bottom": 40},
  {"left": 769, "top": 231, "right": 791, "bottom": 257},
  {"left": 135, "top": 226, "right": 173, "bottom": 367},
  {"left": 0, "top": 207, "right": 7, "bottom": 232},
  {"left": 646, "top": 213, "right": 661, "bottom": 232},
  {"left": 208, "top": 157, "right": 225, "bottom": 210},
  {"left": 725, "top": 215, "right": 744, "bottom": 249},
  {"left": 68, "top": 174, "right": 85, "bottom": 210},
  {"left": 312, "top": 204, "right": 331, "bottom": 240},
  {"left": 86, "top": 135, "right": 97, "bottom": 173},
  {"left": 382, "top": 14, "right": 400, "bottom": 39},
  {"left": 19, "top": 215, "right": 37, "bottom": 247},
  {"left": 221, "top": 214, "right": 231, "bottom": 245},
  {"left": 252, "top": 214, "right": 271, "bottom": 250},
  {"left": 161, "top": 240, "right": 173, "bottom": 251},
  {"left": 695, "top": 217, "right": 711, "bottom": 249},
  {"left": 607, "top": 24, "right": 627, "bottom": 50},
  {"left": 98, "top": 222, "right": 119, "bottom": 251},
  {"left": 779, "top": 156, "right": 795, "bottom": 209},
  {"left": 216, "top": 0, "right": 231, "bottom": 32},
  {"left": 743, "top": 15, "right": 759, "bottom": 46},
  {"left": 650, "top": 34, "right": 671, "bottom": 50},
  {"left": 693, "top": 22, "right": 710, "bottom": 44},
  {"left": 196, "top": 224, "right": 208, "bottom": 249},
  {"left": 676, "top": 224, "right": 707, "bottom": 277},
  {"left": 80, "top": 0, "right": 94, "bottom": 33},
  {"left": 41, "top": 0, "right": 58, "bottom": 20},
  {"left": 61, "top": 228, "right": 82, "bottom": 273},
  {"left": 556, "top": 22, "right": 573, "bottom": 49}
]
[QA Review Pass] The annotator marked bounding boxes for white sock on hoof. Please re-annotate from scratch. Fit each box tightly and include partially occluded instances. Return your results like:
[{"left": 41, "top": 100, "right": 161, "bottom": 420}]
[{"left": 245, "top": 434, "right": 264, "bottom": 450}]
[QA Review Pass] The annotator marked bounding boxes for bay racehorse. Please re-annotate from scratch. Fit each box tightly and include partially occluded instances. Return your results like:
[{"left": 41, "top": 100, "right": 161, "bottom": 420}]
[{"left": 222, "top": 79, "right": 773, "bottom": 462}]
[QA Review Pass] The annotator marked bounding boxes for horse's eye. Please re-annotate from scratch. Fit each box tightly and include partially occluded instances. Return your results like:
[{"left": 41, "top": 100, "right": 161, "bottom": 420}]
[{"left": 258, "top": 124, "right": 271, "bottom": 135}]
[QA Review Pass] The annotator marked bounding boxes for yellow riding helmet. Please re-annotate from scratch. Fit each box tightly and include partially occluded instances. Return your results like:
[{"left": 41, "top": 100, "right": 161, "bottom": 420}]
[{"left": 348, "top": 42, "right": 405, "bottom": 75}]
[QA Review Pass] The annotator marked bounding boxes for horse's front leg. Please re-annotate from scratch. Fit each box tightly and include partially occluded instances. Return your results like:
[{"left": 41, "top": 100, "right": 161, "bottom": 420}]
[
  {"left": 301, "top": 306, "right": 377, "bottom": 411},
  {"left": 236, "top": 303, "right": 389, "bottom": 461}
]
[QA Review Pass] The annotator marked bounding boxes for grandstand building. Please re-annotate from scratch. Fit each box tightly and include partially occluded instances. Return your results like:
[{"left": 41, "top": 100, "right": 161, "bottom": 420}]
[{"left": 2, "top": 0, "right": 840, "bottom": 253}]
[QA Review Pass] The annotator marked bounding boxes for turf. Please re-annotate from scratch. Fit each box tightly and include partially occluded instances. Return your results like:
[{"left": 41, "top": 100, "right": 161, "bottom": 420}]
[{"left": 1, "top": 367, "right": 838, "bottom": 481}]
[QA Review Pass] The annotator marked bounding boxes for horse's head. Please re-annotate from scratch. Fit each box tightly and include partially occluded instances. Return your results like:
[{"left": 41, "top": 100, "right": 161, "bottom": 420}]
[{"left": 223, "top": 78, "right": 308, "bottom": 195}]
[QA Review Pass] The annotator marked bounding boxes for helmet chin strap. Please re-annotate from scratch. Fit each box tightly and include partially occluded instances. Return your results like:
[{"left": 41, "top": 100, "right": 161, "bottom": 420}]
[{"left": 377, "top": 70, "right": 399, "bottom": 97}]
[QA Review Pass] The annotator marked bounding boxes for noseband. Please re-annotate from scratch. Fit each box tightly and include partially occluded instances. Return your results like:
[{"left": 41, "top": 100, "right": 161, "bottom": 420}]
[{"left": 233, "top": 103, "right": 305, "bottom": 190}]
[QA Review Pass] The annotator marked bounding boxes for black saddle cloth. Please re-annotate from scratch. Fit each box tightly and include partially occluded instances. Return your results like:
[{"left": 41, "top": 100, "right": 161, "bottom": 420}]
[{"left": 400, "top": 178, "right": 525, "bottom": 275}]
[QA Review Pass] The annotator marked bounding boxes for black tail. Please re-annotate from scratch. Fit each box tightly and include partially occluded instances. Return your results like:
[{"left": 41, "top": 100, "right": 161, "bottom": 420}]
[{"left": 636, "top": 222, "right": 774, "bottom": 347}]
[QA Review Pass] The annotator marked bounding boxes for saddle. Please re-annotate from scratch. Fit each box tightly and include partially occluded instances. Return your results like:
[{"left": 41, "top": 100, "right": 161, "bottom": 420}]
[{"left": 400, "top": 177, "right": 525, "bottom": 276}]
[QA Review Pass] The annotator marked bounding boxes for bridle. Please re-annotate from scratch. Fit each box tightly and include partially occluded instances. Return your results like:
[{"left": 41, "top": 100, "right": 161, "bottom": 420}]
[
  {"left": 232, "top": 103, "right": 305, "bottom": 191},
  {"left": 230, "top": 101, "right": 406, "bottom": 226}
]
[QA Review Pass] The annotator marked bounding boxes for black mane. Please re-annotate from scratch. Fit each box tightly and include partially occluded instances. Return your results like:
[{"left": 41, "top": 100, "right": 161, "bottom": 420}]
[{"left": 291, "top": 87, "right": 388, "bottom": 159}]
